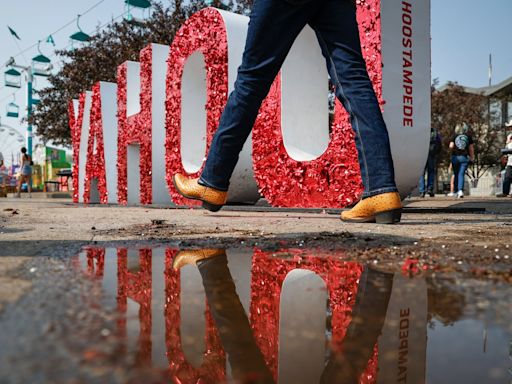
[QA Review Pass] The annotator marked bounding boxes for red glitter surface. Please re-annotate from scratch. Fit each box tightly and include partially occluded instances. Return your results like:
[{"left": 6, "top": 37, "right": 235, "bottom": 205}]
[
  {"left": 117, "top": 45, "right": 154, "bottom": 205},
  {"left": 250, "top": 248, "right": 378, "bottom": 383},
  {"left": 83, "top": 83, "right": 108, "bottom": 204},
  {"left": 165, "top": 8, "right": 229, "bottom": 206},
  {"left": 68, "top": 93, "right": 86, "bottom": 203},
  {"left": 253, "top": 0, "right": 382, "bottom": 208}
]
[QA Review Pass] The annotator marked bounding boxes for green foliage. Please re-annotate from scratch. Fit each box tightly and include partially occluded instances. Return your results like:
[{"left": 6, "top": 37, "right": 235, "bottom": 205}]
[{"left": 30, "top": 0, "right": 252, "bottom": 146}]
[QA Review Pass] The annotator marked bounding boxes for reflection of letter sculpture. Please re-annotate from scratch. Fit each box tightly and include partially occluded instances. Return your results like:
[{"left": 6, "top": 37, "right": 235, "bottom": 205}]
[
  {"left": 164, "top": 249, "right": 226, "bottom": 383},
  {"left": 117, "top": 249, "right": 153, "bottom": 365},
  {"left": 250, "top": 249, "right": 378, "bottom": 382},
  {"left": 74, "top": 247, "right": 430, "bottom": 383}
]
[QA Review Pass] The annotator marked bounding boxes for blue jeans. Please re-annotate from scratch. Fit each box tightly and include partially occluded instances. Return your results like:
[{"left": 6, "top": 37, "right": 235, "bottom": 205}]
[
  {"left": 199, "top": 0, "right": 397, "bottom": 199},
  {"left": 418, "top": 154, "right": 436, "bottom": 193},
  {"left": 452, "top": 155, "right": 469, "bottom": 192},
  {"left": 503, "top": 166, "right": 512, "bottom": 196}
]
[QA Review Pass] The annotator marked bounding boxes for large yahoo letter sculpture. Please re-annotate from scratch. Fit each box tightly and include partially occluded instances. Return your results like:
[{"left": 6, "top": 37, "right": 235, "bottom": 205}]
[{"left": 117, "top": 44, "right": 170, "bottom": 205}]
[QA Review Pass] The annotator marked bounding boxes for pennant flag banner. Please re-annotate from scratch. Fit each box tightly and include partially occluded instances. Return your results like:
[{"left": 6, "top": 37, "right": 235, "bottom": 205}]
[
  {"left": 7, "top": 26, "right": 21, "bottom": 40},
  {"left": 46, "top": 35, "right": 56, "bottom": 46}
]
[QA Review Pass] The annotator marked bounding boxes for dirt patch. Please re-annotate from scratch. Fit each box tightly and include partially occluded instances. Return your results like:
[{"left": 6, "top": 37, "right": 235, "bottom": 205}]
[{"left": 0, "top": 257, "right": 32, "bottom": 312}]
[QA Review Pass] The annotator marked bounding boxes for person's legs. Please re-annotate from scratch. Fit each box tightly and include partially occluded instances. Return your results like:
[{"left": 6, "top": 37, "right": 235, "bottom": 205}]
[
  {"left": 451, "top": 156, "right": 460, "bottom": 193},
  {"left": 310, "top": 0, "right": 401, "bottom": 223},
  {"left": 16, "top": 175, "right": 23, "bottom": 197},
  {"left": 426, "top": 155, "right": 436, "bottom": 195},
  {"left": 198, "top": 0, "right": 319, "bottom": 191},
  {"left": 456, "top": 156, "right": 469, "bottom": 194},
  {"left": 196, "top": 252, "right": 274, "bottom": 384},
  {"left": 503, "top": 166, "right": 512, "bottom": 196},
  {"left": 418, "top": 167, "right": 426, "bottom": 195},
  {"left": 310, "top": 0, "right": 397, "bottom": 199},
  {"left": 320, "top": 267, "right": 393, "bottom": 383}
]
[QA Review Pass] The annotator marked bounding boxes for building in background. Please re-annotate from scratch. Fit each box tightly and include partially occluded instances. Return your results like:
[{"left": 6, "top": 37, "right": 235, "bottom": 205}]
[{"left": 32, "top": 144, "right": 71, "bottom": 191}]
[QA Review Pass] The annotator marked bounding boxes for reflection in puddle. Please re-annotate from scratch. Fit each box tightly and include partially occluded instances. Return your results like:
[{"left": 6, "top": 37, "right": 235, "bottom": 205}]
[{"left": 75, "top": 247, "right": 512, "bottom": 383}]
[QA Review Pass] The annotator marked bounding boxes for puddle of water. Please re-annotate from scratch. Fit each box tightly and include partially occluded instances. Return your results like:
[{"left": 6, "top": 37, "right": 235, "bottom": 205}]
[{"left": 75, "top": 246, "right": 512, "bottom": 384}]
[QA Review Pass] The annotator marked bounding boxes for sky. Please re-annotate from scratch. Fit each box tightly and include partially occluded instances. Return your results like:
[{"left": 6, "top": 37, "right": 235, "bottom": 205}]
[{"left": 0, "top": 0, "right": 511, "bottom": 162}]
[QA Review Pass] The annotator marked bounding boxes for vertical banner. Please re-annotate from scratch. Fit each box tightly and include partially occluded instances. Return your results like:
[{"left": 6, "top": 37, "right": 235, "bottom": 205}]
[{"left": 381, "top": 0, "right": 431, "bottom": 197}]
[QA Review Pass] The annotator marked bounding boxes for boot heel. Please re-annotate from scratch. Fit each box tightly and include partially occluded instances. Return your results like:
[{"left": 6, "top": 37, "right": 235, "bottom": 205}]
[
  {"left": 202, "top": 201, "right": 223, "bottom": 212},
  {"left": 375, "top": 208, "right": 402, "bottom": 224}
]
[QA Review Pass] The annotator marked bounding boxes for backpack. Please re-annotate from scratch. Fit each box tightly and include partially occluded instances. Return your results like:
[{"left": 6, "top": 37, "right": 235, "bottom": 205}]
[{"left": 454, "top": 134, "right": 469, "bottom": 151}]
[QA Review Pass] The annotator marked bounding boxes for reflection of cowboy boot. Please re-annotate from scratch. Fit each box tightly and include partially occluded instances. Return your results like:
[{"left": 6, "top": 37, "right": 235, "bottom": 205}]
[
  {"left": 172, "top": 248, "right": 226, "bottom": 270},
  {"left": 341, "top": 192, "right": 402, "bottom": 224},
  {"left": 172, "top": 174, "right": 227, "bottom": 212}
]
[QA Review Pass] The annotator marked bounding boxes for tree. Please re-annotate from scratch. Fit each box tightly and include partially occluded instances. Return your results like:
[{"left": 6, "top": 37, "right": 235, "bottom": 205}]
[
  {"left": 30, "top": 0, "right": 252, "bottom": 146},
  {"left": 431, "top": 82, "right": 502, "bottom": 182}
]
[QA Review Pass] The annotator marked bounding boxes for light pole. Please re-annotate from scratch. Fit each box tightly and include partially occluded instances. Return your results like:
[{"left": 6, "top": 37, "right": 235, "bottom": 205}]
[
  {"left": 5, "top": 58, "right": 33, "bottom": 157},
  {"left": 4, "top": 54, "right": 51, "bottom": 158}
]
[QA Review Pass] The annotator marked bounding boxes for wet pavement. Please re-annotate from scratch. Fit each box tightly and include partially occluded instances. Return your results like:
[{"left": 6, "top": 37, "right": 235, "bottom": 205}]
[{"left": 3, "top": 245, "right": 509, "bottom": 384}]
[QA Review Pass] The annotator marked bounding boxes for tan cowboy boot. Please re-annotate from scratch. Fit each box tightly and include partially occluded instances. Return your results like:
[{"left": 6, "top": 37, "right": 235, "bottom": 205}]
[
  {"left": 173, "top": 249, "right": 226, "bottom": 270},
  {"left": 173, "top": 174, "right": 227, "bottom": 212},
  {"left": 341, "top": 192, "right": 402, "bottom": 224}
]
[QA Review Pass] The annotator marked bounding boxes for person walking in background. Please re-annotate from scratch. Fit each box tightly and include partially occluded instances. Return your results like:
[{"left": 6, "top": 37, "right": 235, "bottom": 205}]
[
  {"left": 16, "top": 147, "right": 32, "bottom": 198},
  {"left": 173, "top": 0, "right": 402, "bottom": 224},
  {"left": 502, "top": 133, "right": 512, "bottom": 197},
  {"left": 418, "top": 127, "right": 441, "bottom": 197},
  {"left": 449, "top": 124, "right": 474, "bottom": 199},
  {"left": 445, "top": 163, "right": 456, "bottom": 197},
  {"left": 0, "top": 156, "right": 8, "bottom": 196}
]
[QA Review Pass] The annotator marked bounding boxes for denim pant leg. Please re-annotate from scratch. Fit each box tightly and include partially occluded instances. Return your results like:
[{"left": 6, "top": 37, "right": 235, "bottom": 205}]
[
  {"left": 451, "top": 156, "right": 460, "bottom": 192},
  {"left": 426, "top": 154, "right": 436, "bottom": 192},
  {"left": 503, "top": 166, "right": 512, "bottom": 195},
  {"left": 455, "top": 155, "right": 468, "bottom": 192},
  {"left": 310, "top": 0, "right": 397, "bottom": 198},
  {"left": 197, "top": 254, "right": 274, "bottom": 383},
  {"left": 320, "top": 267, "right": 393, "bottom": 383},
  {"left": 199, "top": 0, "right": 318, "bottom": 191},
  {"left": 418, "top": 170, "right": 426, "bottom": 194}
]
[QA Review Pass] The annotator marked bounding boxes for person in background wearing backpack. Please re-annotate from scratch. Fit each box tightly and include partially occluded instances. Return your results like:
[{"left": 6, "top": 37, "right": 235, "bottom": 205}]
[
  {"left": 418, "top": 127, "right": 442, "bottom": 197},
  {"left": 501, "top": 133, "right": 512, "bottom": 197},
  {"left": 449, "top": 123, "right": 474, "bottom": 198}
]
